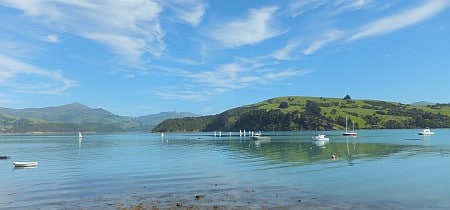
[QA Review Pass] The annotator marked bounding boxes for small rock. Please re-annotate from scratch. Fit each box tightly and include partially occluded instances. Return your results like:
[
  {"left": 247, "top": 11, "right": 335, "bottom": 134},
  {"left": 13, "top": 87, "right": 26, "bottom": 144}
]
[{"left": 195, "top": 194, "right": 205, "bottom": 200}]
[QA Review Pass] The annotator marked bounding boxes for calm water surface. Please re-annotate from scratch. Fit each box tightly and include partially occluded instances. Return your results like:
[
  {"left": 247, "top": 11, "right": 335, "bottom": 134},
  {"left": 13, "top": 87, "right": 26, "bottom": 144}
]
[{"left": 1, "top": 129, "right": 450, "bottom": 209}]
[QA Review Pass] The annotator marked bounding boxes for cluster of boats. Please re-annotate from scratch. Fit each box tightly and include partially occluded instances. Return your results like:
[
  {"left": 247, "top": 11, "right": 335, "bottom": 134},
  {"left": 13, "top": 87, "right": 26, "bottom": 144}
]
[
  {"left": 312, "top": 117, "right": 357, "bottom": 142},
  {"left": 3, "top": 128, "right": 437, "bottom": 167},
  {"left": 311, "top": 118, "right": 435, "bottom": 142}
]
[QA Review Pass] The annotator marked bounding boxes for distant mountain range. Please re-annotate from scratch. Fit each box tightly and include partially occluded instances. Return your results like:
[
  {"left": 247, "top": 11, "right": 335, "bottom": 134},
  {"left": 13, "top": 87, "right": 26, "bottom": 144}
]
[
  {"left": 0, "top": 103, "right": 198, "bottom": 133},
  {"left": 2, "top": 97, "right": 449, "bottom": 134}
]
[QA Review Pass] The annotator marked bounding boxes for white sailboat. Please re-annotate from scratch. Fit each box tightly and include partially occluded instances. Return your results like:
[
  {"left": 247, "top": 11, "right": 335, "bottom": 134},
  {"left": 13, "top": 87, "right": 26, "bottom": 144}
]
[
  {"left": 78, "top": 132, "right": 83, "bottom": 138},
  {"left": 343, "top": 117, "right": 357, "bottom": 136}
]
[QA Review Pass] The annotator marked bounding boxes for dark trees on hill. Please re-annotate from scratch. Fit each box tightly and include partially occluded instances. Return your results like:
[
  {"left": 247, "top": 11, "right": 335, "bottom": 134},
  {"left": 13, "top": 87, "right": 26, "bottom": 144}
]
[{"left": 279, "top": 101, "right": 289, "bottom": 109}]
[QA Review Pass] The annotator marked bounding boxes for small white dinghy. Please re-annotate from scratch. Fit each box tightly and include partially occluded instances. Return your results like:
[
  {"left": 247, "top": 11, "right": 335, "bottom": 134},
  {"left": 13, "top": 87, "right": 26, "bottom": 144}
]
[{"left": 13, "top": 161, "right": 38, "bottom": 167}]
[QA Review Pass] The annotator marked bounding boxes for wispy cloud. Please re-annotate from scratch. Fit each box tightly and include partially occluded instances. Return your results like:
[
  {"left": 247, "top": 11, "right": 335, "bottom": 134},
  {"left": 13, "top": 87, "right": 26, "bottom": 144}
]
[
  {"left": 333, "top": 0, "right": 372, "bottom": 14},
  {"left": 264, "top": 69, "right": 311, "bottom": 80},
  {"left": 208, "top": 6, "right": 285, "bottom": 47},
  {"left": 288, "top": 0, "right": 327, "bottom": 18},
  {"left": 288, "top": 0, "right": 371, "bottom": 18},
  {"left": 153, "top": 87, "right": 223, "bottom": 101},
  {"left": 154, "top": 59, "right": 310, "bottom": 101},
  {"left": 162, "top": 0, "right": 206, "bottom": 27},
  {"left": 0, "top": 0, "right": 165, "bottom": 64},
  {"left": 349, "top": 0, "right": 450, "bottom": 41},
  {"left": 45, "top": 34, "right": 60, "bottom": 43},
  {"left": 271, "top": 41, "right": 301, "bottom": 60},
  {"left": 296, "top": 0, "right": 450, "bottom": 55},
  {"left": 302, "top": 30, "right": 344, "bottom": 55},
  {"left": 0, "top": 55, "right": 78, "bottom": 94},
  {"left": 188, "top": 63, "right": 258, "bottom": 89}
]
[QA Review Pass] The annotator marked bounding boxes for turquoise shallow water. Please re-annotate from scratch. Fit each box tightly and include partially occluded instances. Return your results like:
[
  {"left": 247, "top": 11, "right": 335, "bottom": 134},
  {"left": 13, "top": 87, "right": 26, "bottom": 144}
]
[{"left": 1, "top": 129, "right": 450, "bottom": 209}]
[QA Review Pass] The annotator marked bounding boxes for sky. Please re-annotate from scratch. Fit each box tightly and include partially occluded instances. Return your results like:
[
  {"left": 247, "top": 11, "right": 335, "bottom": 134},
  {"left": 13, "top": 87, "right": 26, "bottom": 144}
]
[{"left": 1, "top": 0, "right": 450, "bottom": 117}]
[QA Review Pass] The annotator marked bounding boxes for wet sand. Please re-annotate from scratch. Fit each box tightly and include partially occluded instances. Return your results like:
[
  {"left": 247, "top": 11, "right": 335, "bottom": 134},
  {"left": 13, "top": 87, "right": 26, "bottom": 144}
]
[{"left": 90, "top": 187, "right": 419, "bottom": 210}]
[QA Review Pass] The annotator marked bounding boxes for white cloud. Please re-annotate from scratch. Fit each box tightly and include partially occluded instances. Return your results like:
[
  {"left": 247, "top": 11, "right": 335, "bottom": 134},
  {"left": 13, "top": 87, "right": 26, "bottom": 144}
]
[
  {"left": 297, "top": 0, "right": 450, "bottom": 55},
  {"left": 187, "top": 61, "right": 310, "bottom": 92},
  {"left": 333, "top": 0, "right": 372, "bottom": 14},
  {"left": 153, "top": 58, "right": 310, "bottom": 101},
  {"left": 288, "top": 0, "right": 371, "bottom": 18},
  {"left": 208, "top": 6, "right": 284, "bottom": 47},
  {"left": 264, "top": 69, "right": 311, "bottom": 80},
  {"left": 153, "top": 88, "right": 220, "bottom": 101},
  {"left": 0, "top": 55, "right": 78, "bottom": 94},
  {"left": 303, "top": 30, "right": 344, "bottom": 55},
  {"left": 0, "top": 0, "right": 165, "bottom": 64},
  {"left": 188, "top": 63, "right": 256, "bottom": 89},
  {"left": 162, "top": 0, "right": 206, "bottom": 27},
  {"left": 180, "top": 3, "right": 206, "bottom": 26},
  {"left": 288, "top": 0, "right": 326, "bottom": 18},
  {"left": 349, "top": 0, "right": 450, "bottom": 41},
  {"left": 271, "top": 41, "right": 301, "bottom": 60},
  {"left": 46, "top": 34, "right": 60, "bottom": 43}
]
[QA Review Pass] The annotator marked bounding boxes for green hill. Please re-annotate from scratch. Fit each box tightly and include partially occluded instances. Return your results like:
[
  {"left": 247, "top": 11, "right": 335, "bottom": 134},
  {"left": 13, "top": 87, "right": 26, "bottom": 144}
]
[
  {"left": 152, "top": 96, "right": 450, "bottom": 132},
  {"left": 0, "top": 103, "right": 197, "bottom": 133}
]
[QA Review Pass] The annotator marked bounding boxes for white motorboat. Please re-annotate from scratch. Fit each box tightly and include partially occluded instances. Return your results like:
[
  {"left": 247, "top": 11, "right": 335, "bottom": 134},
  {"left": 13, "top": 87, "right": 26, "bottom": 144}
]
[
  {"left": 343, "top": 117, "right": 357, "bottom": 136},
  {"left": 418, "top": 128, "right": 434, "bottom": 135},
  {"left": 312, "top": 134, "right": 329, "bottom": 141},
  {"left": 13, "top": 161, "right": 38, "bottom": 167},
  {"left": 250, "top": 132, "right": 271, "bottom": 140}
]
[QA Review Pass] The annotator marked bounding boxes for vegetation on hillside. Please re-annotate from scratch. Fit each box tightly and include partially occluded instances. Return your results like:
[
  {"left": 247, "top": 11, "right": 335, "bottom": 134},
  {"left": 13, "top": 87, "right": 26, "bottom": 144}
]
[
  {"left": 2, "top": 97, "right": 449, "bottom": 134},
  {"left": 0, "top": 103, "right": 197, "bottom": 133},
  {"left": 153, "top": 96, "right": 450, "bottom": 132}
]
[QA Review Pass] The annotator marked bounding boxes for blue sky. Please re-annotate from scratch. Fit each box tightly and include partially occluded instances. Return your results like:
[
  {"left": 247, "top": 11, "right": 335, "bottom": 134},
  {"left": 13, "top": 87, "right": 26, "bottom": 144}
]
[{"left": 1, "top": 0, "right": 450, "bottom": 116}]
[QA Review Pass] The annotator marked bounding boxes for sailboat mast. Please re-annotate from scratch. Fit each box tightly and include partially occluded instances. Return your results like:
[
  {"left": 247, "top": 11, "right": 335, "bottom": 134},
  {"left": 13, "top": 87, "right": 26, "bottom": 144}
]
[{"left": 345, "top": 116, "right": 348, "bottom": 132}]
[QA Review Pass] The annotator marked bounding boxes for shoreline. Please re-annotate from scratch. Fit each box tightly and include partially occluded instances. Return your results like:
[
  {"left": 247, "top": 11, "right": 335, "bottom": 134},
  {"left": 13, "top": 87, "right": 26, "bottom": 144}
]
[{"left": 10, "top": 187, "right": 422, "bottom": 210}]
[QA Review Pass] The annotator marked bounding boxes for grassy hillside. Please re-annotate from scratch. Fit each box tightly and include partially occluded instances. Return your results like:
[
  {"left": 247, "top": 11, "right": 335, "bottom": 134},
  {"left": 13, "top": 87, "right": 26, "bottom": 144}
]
[{"left": 153, "top": 96, "right": 450, "bottom": 132}]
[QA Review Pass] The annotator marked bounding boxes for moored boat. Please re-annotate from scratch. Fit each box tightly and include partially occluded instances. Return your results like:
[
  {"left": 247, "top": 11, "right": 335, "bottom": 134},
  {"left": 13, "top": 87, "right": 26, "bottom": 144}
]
[
  {"left": 250, "top": 132, "right": 271, "bottom": 140},
  {"left": 418, "top": 128, "right": 434, "bottom": 135},
  {"left": 0, "top": 155, "right": 11, "bottom": 160},
  {"left": 343, "top": 117, "right": 357, "bottom": 136},
  {"left": 312, "top": 134, "right": 329, "bottom": 141},
  {"left": 13, "top": 161, "right": 38, "bottom": 167}
]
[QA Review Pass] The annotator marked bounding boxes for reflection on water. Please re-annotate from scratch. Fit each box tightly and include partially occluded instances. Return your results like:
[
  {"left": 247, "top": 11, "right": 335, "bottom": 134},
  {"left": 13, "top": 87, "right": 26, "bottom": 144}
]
[
  {"left": 221, "top": 133, "right": 413, "bottom": 166},
  {"left": 1, "top": 130, "right": 450, "bottom": 209},
  {"left": 313, "top": 139, "right": 328, "bottom": 147},
  {"left": 13, "top": 166, "right": 38, "bottom": 170},
  {"left": 251, "top": 139, "right": 271, "bottom": 147}
]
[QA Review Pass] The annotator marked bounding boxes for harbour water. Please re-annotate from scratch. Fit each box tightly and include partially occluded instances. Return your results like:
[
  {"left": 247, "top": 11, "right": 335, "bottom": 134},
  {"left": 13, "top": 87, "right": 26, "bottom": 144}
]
[{"left": 1, "top": 129, "right": 450, "bottom": 209}]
